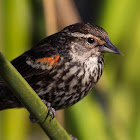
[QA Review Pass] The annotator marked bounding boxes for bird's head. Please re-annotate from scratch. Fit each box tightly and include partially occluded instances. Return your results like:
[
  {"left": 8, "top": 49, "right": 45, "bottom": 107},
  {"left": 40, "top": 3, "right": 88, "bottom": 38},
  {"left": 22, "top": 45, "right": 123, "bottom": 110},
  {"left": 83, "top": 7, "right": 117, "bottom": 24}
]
[{"left": 60, "top": 22, "right": 123, "bottom": 59}]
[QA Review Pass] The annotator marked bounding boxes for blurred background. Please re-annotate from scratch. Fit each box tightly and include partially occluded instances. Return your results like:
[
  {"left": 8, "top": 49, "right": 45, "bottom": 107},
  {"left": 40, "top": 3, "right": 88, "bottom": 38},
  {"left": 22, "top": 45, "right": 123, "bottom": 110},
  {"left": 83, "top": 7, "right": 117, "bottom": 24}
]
[{"left": 0, "top": 0, "right": 140, "bottom": 140}]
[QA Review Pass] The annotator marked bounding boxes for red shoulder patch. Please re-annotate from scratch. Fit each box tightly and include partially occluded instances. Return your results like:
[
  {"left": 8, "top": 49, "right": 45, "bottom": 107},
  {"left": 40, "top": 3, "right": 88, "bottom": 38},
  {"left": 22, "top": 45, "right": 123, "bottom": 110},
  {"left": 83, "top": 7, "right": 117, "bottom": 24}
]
[{"left": 36, "top": 55, "right": 60, "bottom": 65}]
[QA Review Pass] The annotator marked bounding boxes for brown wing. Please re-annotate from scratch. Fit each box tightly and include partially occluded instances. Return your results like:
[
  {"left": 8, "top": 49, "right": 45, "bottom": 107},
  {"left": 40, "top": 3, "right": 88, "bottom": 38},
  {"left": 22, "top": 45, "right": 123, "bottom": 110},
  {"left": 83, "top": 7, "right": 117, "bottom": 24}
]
[{"left": 0, "top": 44, "right": 60, "bottom": 86}]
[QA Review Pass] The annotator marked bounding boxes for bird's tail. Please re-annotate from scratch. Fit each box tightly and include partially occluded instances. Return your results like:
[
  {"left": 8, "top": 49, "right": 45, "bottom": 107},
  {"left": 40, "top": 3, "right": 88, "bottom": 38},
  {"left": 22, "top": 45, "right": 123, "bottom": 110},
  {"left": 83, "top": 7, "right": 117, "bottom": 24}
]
[{"left": 0, "top": 86, "right": 22, "bottom": 110}]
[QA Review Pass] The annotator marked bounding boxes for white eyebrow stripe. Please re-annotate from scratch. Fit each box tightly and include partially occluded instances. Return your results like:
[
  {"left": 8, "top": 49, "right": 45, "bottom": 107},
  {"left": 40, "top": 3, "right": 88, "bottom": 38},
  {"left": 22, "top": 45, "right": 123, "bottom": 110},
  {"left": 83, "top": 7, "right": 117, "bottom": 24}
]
[
  {"left": 71, "top": 32, "right": 105, "bottom": 45},
  {"left": 71, "top": 32, "right": 94, "bottom": 38}
]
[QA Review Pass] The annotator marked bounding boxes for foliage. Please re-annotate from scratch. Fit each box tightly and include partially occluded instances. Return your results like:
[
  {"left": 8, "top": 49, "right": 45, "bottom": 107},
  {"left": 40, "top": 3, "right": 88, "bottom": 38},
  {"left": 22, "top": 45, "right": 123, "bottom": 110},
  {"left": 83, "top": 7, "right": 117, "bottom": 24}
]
[{"left": 0, "top": 0, "right": 140, "bottom": 140}]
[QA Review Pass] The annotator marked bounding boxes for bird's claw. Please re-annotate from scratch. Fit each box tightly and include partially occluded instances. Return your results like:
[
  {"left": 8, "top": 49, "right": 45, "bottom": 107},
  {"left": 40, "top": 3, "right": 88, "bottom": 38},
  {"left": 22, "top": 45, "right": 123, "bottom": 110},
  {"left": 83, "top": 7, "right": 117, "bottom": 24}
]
[
  {"left": 42, "top": 100, "right": 55, "bottom": 122},
  {"left": 69, "top": 134, "right": 78, "bottom": 140},
  {"left": 29, "top": 100, "right": 55, "bottom": 123}
]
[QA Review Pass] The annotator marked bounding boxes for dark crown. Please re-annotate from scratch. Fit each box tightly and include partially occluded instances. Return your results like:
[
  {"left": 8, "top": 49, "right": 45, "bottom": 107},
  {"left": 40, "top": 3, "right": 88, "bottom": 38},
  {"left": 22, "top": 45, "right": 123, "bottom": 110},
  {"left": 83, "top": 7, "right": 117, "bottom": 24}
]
[{"left": 62, "top": 22, "right": 109, "bottom": 41}]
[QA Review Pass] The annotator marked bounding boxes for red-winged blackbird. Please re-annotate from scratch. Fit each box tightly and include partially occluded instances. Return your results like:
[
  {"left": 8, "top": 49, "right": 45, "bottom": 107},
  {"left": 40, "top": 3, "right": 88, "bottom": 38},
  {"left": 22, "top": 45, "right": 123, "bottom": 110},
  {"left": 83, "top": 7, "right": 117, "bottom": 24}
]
[{"left": 0, "top": 22, "right": 123, "bottom": 116}]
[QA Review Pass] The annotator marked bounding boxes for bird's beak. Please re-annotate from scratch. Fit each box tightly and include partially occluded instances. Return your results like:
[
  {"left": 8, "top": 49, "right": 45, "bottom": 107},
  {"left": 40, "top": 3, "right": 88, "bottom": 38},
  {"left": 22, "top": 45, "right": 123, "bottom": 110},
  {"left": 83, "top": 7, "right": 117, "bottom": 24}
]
[{"left": 98, "top": 37, "right": 124, "bottom": 56}]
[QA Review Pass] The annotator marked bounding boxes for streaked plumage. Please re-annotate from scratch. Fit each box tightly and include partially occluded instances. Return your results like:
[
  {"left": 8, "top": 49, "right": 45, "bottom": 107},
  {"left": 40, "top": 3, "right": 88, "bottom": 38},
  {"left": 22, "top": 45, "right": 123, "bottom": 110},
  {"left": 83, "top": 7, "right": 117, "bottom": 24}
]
[{"left": 0, "top": 22, "right": 123, "bottom": 113}]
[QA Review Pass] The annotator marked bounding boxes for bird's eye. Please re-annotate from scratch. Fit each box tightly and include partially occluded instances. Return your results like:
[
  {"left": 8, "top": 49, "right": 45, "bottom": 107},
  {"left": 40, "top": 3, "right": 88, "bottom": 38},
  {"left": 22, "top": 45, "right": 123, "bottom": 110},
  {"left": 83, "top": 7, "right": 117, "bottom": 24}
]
[{"left": 87, "top": 37, "right": 95, "bottom": 44}]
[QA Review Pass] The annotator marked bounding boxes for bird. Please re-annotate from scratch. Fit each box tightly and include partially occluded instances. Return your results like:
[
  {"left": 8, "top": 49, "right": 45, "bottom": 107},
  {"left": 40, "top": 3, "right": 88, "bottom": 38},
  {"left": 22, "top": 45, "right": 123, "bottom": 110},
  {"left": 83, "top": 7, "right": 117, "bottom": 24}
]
[{"left": 0, "top": 22, "right": 123, "bottom": 118}]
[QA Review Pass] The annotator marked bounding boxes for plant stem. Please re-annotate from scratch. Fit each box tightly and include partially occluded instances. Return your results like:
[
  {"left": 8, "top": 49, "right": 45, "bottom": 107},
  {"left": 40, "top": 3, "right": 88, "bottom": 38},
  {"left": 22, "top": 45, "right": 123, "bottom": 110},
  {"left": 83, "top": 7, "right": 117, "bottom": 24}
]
[{"left": 0, "top": 52, "right": 71, "bottom": 140}]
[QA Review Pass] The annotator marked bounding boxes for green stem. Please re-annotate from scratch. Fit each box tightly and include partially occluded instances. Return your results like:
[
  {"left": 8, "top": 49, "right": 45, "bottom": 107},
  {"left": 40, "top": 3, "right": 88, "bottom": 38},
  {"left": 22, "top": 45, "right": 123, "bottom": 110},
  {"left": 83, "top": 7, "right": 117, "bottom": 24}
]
[{"left": 0, "top": 52, "right": 71, "bottom": 140}]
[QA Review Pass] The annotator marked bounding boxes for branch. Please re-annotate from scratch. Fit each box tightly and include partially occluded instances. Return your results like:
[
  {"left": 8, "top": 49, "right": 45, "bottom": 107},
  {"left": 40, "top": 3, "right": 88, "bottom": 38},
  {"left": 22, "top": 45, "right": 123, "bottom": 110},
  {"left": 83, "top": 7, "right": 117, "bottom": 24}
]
[{"left": 0, "top": 52, "right": 71, "bottom": 140}]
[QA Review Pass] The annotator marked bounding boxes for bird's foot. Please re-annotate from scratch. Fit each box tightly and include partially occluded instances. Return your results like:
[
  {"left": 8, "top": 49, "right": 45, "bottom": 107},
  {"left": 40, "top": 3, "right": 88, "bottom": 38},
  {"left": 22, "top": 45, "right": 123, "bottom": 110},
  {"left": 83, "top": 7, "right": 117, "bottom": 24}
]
[
  {"left": 69, "top": 134, "right": 78, "bottom": 140},
  {"left": 29, "top": 100, "right": 55, "bottom": 123},
  {"left": 42, "top": 100, "right": 55, "bottom": 122}
]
